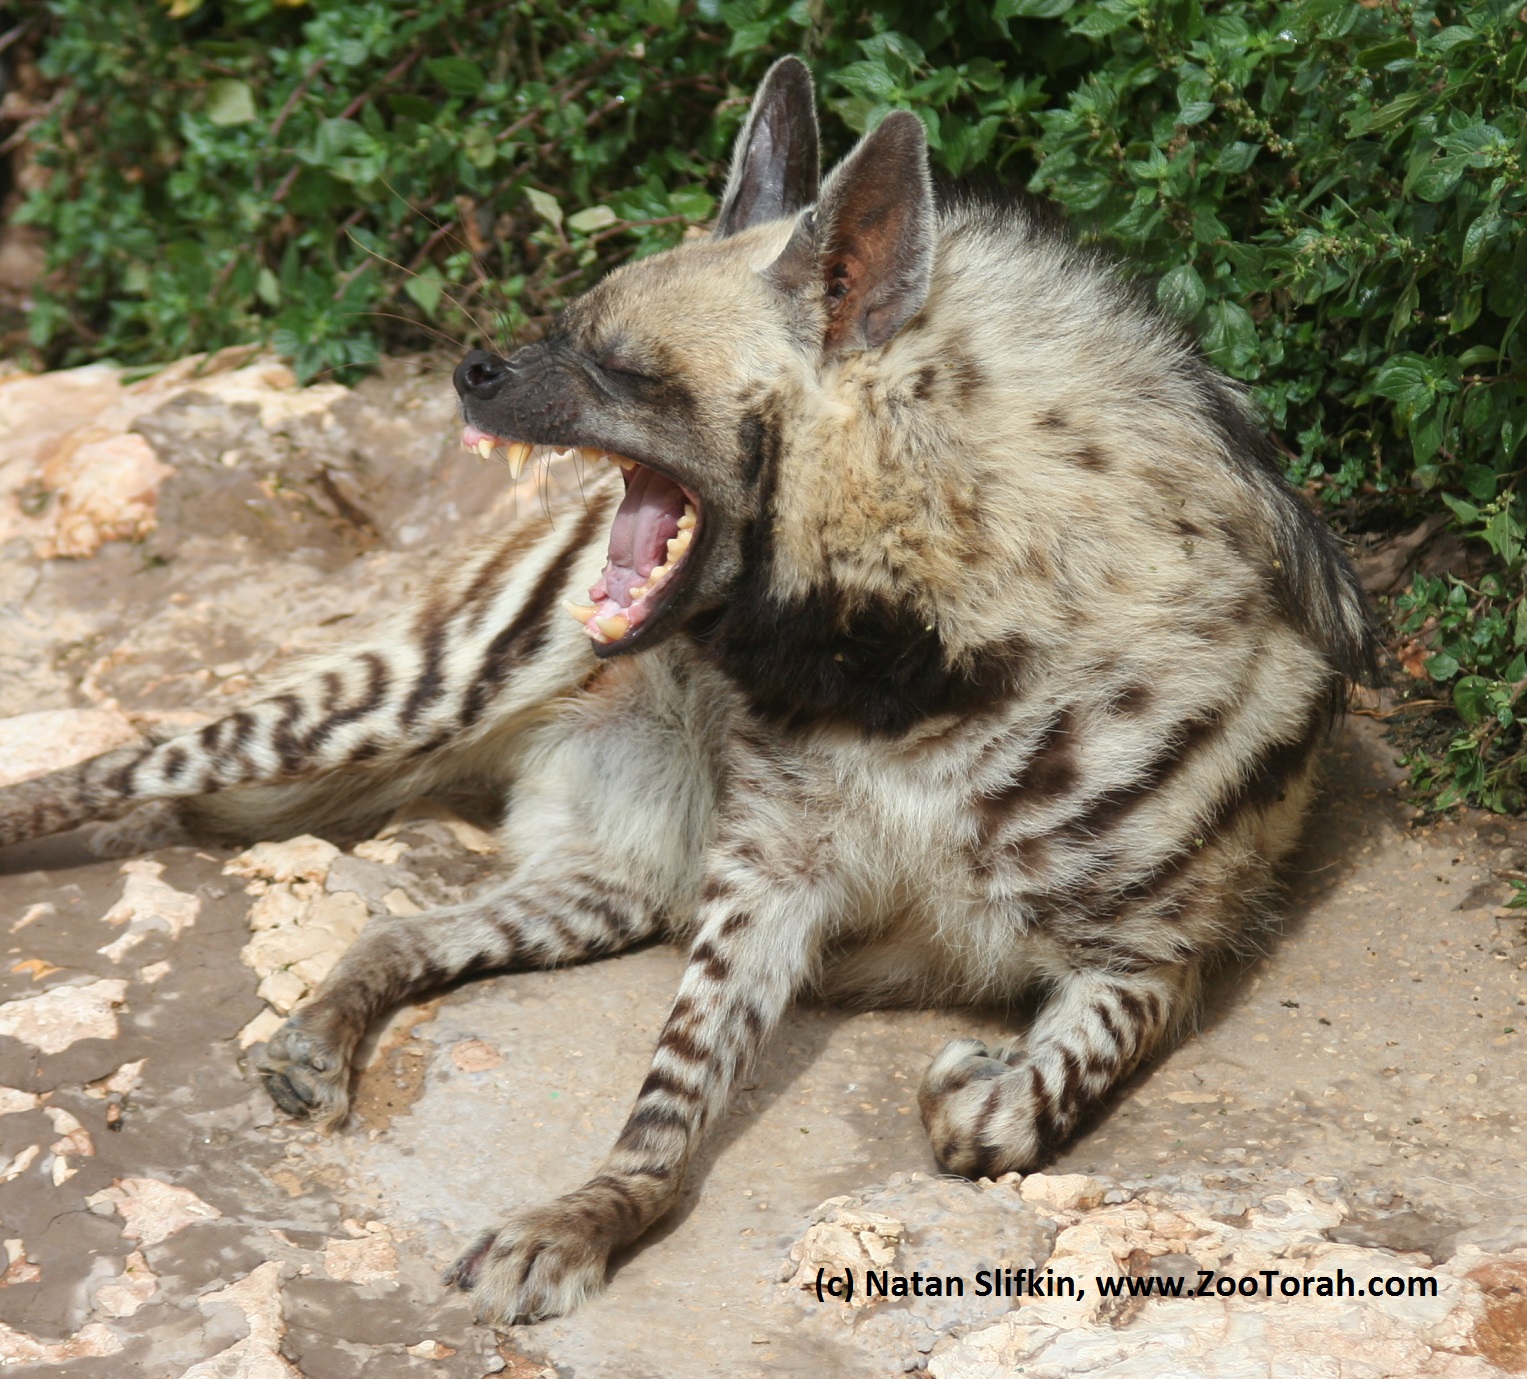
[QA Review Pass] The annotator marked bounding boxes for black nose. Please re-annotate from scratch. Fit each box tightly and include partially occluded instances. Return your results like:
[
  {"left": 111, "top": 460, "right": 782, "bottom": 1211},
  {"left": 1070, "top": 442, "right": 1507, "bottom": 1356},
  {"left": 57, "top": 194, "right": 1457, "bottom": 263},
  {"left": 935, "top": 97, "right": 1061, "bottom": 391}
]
[{"left": 454, "top": 349, "right": 511, "bottom": 401}]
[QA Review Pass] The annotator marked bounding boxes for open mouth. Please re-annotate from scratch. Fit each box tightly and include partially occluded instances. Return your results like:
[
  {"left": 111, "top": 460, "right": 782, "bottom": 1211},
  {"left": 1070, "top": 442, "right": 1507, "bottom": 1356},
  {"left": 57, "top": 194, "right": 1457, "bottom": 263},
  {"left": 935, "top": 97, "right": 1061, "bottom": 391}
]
[{"left": 461, "top": 425, "right": 698, "bottom": 650}]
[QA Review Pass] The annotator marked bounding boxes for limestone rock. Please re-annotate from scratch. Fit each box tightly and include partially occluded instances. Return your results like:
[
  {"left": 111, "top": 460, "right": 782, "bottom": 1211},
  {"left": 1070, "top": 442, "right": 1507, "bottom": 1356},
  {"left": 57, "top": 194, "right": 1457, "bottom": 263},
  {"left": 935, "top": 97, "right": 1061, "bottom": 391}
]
[
  {"left": 781, "top": 1171, "right": 1057, "bottom": 1364},
  {"left": 0, "top": 707, "right": 139, "bottom": 787},
  {"left": 226, "top": 835, "right": 341, "bottom": 886},
  {"left": 35, "top": 429, "right": 173, "bottom": 559},
  {"left": 0, "top": 978, "right": 127, "bottom": 1054},
  {"left": 177, "top": 1261, "right": 299, "bottom": 1379},
  {"left": 88, "top": 1176, "right": 222, "bottom": 1247},
  {"left": 94, "top": 1250, "right": 157, "bottom": 1319},
  {"left": 1019, "top": 1172, "right": 1108, "bottom": 1214},
  {"left": 927, "top": 1184, "right": 1525, "bottom": 1379},
  {"left": 98, "top": 858, "right": 202, "bottom": 961}
]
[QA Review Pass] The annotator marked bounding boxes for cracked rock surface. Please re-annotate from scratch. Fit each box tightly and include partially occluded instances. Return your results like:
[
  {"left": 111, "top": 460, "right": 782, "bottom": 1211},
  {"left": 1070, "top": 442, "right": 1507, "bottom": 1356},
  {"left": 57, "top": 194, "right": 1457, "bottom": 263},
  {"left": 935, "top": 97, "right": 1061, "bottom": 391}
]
[{"left": 0, "top": 354, "right": 1525, "bottom": 1377}]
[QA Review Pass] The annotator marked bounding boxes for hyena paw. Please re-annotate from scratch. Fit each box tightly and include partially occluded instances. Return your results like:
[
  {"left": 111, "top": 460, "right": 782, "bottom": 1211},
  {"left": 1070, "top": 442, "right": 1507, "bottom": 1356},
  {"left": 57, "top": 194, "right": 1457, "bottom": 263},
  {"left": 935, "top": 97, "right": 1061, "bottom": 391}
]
[
  {"left": 443, "top": 1198, "right": 614, "bottom": 1325},
  {"left": 918, "top": 1036, "right": 1036, "bottom": 1179},
  {"left": 256, "top": 1016, "right": 352, "bottom": 1130}
]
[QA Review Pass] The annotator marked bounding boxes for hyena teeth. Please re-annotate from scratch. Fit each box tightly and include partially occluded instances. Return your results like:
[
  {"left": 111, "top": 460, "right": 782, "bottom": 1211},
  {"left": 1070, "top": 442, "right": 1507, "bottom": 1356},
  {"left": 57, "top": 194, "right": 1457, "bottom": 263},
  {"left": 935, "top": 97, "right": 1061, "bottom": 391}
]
[
  {"left": 563, "top": 601, "right": 598, "bottom": 625},
  {"left": 594, "top": 613, "right": 629, "bottom": 640},
  {"left": 505, "top": 441, "right": 533, "bottom": 478},
  {"left": 580, "top": 447, "right": 606, "bottom": 465},
  {"left": 677, "top": 506, "right": 697, "bottom": 531},
  {"left": 476, "top": 438, "right": 495, "bottom": 460}
]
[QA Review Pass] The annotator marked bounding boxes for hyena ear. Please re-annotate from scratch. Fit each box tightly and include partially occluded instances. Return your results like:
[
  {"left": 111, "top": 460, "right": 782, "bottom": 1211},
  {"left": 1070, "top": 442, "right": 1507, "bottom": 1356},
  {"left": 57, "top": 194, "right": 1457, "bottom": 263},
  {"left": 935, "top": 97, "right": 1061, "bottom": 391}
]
[
  {"left": 713, "top": 57, "right": 820, "bottom": 238},
  {"left": 769, "top": 110, "right": 934, "bottom": 354}
]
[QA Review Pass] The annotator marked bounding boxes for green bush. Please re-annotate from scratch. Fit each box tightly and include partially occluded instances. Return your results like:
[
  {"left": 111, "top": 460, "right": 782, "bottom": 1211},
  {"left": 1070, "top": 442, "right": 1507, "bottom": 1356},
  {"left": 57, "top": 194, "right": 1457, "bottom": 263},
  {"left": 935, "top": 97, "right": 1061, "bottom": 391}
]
[{"left": 9, "top": 0, "right": 1526, "bottom": 810}]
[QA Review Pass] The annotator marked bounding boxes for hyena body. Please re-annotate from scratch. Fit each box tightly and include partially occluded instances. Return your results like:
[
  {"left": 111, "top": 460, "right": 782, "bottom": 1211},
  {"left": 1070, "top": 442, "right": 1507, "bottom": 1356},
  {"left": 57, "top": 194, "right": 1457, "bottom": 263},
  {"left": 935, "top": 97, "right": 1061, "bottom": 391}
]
[{"left": 0, "top": 60, "right": 1373, "bottom": 1322}]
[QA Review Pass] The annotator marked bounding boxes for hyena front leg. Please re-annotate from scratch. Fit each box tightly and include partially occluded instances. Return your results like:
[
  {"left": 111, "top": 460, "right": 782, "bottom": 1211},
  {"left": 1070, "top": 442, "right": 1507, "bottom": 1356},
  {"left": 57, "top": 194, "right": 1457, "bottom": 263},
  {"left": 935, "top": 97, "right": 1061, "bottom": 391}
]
[
  {"left": 444, "top": 851, "right": 838, "bottom": 1325},
  {"left": 919, "top": 963, "right": 1198, "bottom": 1177},
  {"left": 0, "top": 488, "right": 613, "bottom": 850},
  {"left": 258, "top": 863, "right": 666, "bottom": 1127}
]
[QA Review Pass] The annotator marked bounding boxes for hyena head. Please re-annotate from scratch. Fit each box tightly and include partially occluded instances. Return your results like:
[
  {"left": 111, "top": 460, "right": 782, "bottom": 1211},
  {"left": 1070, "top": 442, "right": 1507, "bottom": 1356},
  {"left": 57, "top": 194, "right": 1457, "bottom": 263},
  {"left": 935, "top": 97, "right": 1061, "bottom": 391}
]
[
  {"left": 454, "top": 59, "right": 973, "bottom": 728},
  {"left": 456, "top": 57, "right": 1376, "bottom": 737}
]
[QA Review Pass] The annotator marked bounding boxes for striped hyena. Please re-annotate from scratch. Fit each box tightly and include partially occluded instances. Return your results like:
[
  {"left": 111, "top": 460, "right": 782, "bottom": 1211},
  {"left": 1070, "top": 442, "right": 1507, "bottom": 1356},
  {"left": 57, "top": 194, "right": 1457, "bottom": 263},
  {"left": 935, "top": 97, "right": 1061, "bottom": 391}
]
[{"left": 0, "top": 58, "right": 1374, "bottom": 1323}]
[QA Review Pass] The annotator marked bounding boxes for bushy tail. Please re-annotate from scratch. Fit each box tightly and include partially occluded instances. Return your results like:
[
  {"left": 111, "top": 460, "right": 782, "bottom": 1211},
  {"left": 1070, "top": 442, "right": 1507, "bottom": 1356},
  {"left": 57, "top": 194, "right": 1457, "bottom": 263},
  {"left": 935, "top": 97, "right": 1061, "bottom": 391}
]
[{"left": 0, "top": 482, "right": 615, "bottom": 849}]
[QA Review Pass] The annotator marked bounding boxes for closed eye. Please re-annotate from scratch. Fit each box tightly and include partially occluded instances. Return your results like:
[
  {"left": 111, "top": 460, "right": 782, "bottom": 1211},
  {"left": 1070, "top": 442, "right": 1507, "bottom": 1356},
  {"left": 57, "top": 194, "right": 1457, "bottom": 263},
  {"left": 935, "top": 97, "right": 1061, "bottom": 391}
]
[{"left": 596, "top": 354, "right": 654, "bottom": 382}]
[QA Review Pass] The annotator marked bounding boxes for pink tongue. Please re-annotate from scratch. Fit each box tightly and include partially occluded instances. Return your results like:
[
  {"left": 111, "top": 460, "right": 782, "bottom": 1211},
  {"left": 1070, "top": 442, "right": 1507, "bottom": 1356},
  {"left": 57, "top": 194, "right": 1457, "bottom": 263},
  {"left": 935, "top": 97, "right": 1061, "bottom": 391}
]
[{"left": 595, "top": 466, "right": 687, "bottom": 607}]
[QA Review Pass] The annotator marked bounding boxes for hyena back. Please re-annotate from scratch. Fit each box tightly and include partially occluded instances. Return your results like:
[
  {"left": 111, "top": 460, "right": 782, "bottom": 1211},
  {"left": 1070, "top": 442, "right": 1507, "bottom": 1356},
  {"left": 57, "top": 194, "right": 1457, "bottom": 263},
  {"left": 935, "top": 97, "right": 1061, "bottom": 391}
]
[{"left": 0, "top": 57, "right": 1374, "bottom": 1323}]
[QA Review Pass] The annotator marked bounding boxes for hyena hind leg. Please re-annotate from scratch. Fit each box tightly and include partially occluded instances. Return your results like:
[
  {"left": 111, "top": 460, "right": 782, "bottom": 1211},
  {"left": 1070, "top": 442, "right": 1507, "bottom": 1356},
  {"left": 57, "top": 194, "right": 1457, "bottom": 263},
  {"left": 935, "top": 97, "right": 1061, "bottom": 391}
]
[
  {"left": 257, "top": 866, "right": 666, "bottom": 1129},
  {"left": 918, "top": 963, "right": 1199, "bottom": 1178}
]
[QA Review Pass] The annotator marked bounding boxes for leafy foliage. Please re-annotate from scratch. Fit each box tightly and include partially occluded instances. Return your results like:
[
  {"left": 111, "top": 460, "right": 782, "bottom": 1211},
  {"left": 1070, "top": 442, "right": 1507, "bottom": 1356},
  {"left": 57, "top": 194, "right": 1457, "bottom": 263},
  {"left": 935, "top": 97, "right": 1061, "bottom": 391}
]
[{"left": 7, "top": 0, "right": 1526, "bottom": 809}]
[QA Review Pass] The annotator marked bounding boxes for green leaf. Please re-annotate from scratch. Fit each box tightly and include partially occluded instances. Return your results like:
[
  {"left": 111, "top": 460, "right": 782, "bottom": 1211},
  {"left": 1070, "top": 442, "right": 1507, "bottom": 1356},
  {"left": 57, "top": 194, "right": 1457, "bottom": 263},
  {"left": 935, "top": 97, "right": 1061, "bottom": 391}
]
[
  {"left": 1441, "top": 493, "right": 1481, "bottom": 525},
  {"left": 1157, "top": 263, "right": 1207, "bottom": 321},
  {"left": 1461, "top": 465, "right": 1499, "bottom": 502},
  {"left": 1462, "top": 208, "right": 1503, "bottom": 269},
  {"left": 1484, "top": 509, "right": 1524, "bottom": 566},
  {"left": 1453, "top": 676, "right": 1493, "bottom": 727},
  {"left": 726, "top": 20, "right": 776, "bottom": 56},
  {"left": 425, "top": 57, "right": 486, "bottom": 98},
  {"left": 1213, "top": 141, "right": 1259, "bottom": 174},
  {"left": 567, "top": 205, "right": 619, "bottom": 234},
  {"left": 1372, "top": 354, "right": 1434, "bottom": 409},
  {"left": 525, "top": 187, "right": 563, "bottom": 231},
  {"left": 1356, "top": 38, "right": 1415, "bottom": 69},
  {"left": 403, "top": 265, "right": 444, "bottom": 318},
  {"left": 1201, "top": 301, "right": 1259, "bottom": 372},
  {"left": 666, "top": 186, "right": 715, "bottom": 219},
  {"left": 1412, "top": 156, "right": 1465, "bottom": 202},
  {"left": 833, "top": 61, "right": 901, "bottom": 102},
  {"left": 204, "top": 79, "right": 256, "bottom": 128},
  {"left": 1426, "top": 651, "right": 1461, "bottom": 681},
  {"left": 993, "top": 0, "right": 1076, "bottom": 18},
  {"left": 1349, "top": 89, "right": 1429, "bottom": 135}
]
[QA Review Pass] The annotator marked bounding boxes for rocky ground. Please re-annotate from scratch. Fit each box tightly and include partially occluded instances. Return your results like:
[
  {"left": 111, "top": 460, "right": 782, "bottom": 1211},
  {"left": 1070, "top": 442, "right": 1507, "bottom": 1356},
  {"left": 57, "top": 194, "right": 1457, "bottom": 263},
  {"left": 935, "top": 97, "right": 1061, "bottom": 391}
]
[{"left": 0, "top": 352, "right": 1524, "bottom": 1378}]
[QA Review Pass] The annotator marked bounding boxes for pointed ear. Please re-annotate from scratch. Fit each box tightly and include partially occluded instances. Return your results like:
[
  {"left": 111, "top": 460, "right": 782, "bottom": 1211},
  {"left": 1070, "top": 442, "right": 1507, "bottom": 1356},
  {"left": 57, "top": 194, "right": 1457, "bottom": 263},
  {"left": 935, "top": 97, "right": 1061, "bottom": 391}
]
[
  {"left": 769, "top": 110, "right": 934, "bottom": 353},
  {"left": 713, "top": 57, "right": 820, "bottom": 238}
]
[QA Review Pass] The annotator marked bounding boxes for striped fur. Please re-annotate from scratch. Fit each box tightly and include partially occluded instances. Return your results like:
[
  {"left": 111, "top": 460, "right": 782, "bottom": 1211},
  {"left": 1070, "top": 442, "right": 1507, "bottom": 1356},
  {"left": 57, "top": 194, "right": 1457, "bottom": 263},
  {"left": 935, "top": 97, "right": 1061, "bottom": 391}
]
[{"left": 0, "top": 58, "right": 1374, "bottom": 1325}]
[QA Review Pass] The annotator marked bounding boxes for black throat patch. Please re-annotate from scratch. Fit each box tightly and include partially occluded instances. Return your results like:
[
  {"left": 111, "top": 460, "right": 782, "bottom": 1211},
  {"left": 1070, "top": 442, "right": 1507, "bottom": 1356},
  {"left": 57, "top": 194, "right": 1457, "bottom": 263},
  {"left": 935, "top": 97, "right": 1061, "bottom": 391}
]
[
  {"left": 689, "top": 584, "right": 1024, "bottom": 737},
  {"left": 689, "top": 404, "right": 1022, "bottom": 734}
]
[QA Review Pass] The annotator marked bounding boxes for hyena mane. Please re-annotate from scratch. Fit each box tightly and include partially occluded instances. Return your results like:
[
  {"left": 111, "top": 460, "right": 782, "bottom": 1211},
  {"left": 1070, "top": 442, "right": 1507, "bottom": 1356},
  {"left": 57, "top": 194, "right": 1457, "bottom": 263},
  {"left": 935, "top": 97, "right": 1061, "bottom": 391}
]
[{"left": 0, "top": 57, "right": 1375, "bottom": 1325}]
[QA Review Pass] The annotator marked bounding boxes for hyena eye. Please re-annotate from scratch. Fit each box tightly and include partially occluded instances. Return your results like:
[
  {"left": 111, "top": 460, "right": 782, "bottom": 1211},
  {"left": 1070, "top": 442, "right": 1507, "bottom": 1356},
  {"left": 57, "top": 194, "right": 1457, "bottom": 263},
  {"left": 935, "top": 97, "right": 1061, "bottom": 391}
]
[{"left": 596, "top": 353, "right": 653, "bottom": 382}]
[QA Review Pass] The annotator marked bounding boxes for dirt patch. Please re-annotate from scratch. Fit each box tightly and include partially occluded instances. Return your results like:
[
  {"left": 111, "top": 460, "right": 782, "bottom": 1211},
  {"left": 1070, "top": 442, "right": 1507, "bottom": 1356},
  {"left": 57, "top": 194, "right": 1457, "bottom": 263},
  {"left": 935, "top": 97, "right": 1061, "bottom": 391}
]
[{"left": 349, "top": 1003, "right": 442, "bottom": 1135}]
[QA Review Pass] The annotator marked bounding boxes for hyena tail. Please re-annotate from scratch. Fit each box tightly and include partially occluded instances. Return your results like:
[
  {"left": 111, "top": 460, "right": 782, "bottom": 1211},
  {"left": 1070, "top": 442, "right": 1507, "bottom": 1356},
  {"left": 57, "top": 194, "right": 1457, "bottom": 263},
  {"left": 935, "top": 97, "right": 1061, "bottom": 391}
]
[{"left": 0, "top": 482, "right": 616, "bottom": 851}]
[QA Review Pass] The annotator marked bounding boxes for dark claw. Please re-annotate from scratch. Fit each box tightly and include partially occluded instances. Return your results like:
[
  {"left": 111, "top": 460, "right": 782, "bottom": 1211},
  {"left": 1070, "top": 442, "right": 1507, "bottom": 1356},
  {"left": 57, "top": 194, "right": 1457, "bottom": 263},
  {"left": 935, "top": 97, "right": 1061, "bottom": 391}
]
[
  {"left": 443, "top": 1229, "right": 498, "bottom": 1290},
  {"left": 260, "top": 1069, "right": 315, "bottom": 1118}
]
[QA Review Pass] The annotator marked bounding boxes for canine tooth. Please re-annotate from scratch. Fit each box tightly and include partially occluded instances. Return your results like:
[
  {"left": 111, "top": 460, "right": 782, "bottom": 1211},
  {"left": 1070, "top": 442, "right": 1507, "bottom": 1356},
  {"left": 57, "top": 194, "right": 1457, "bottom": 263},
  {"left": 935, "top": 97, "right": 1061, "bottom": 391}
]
[
  {"left": 563, "top": 601, "right": 597, "bottom": 625},
  {"left": 595, "top": 614, "right": 629, "bottom": 640},
  {"left": 505, "top": 440, "right": 533, "bottom": 478},
  {"left": 476, "top": 438, "right": 495, "bottom": 460}
]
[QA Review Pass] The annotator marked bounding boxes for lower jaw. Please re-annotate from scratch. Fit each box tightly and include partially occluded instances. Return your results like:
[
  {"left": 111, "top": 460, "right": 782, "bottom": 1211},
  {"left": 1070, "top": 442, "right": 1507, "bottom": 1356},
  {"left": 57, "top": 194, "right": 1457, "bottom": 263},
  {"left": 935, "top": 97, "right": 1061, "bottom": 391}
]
[{"left": 457, "top": 428, "right": 698, "bottom": 650}]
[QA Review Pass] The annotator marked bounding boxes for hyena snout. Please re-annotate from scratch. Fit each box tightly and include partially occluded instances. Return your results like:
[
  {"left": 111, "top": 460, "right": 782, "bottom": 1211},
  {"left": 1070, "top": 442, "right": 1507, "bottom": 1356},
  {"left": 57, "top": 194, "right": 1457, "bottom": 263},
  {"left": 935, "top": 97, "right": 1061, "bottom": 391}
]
[{"left": 454, "top": 348, "right": 513, "bottom": 403}]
